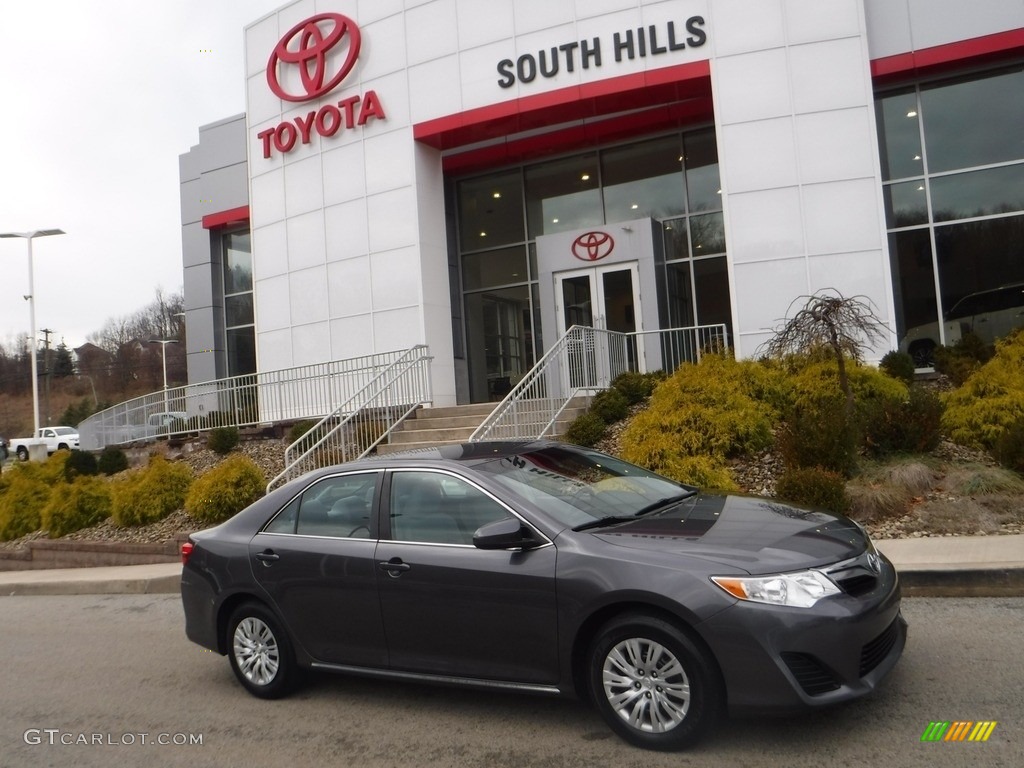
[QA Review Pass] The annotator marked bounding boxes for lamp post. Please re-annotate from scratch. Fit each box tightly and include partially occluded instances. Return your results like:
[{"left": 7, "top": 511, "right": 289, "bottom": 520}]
[
  {"left": 0, "top": 229, "right": 65, "bottom": 456},
  {"left": 149, "top": 339, "right": 179, "bottom": 415}
]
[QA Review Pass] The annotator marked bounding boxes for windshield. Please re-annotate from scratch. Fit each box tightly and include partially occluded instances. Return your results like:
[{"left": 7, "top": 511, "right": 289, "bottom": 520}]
[{"left": 475, "top": 445, "right": 695, "bottom": 528}]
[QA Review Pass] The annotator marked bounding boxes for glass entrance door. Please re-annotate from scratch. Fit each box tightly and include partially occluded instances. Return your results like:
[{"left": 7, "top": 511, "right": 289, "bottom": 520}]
[{"left": 554, "top": 262, "right": 644, "bottom": 373}]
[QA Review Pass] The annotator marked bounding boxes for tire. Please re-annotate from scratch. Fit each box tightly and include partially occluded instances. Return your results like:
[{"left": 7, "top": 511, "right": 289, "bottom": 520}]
[
  {"left": 57, "top": 443, "right": 69, "bottom": 452},
  {"left": 16, "top": 446, "right": 28, "bottom": 462},
  {"left": 588, "top": 613, "right": 723, "bottom": 751},
  {"left": 226, "top": 602, "right": 298, "bottom": 699},
  {"left": 908, "top": 340, "right": 936, "bottom": 368}
]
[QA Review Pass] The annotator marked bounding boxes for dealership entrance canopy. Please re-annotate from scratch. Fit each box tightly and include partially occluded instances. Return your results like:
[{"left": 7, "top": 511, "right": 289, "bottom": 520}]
[{"left": 179, "top": 0, "right": 1024, "bottom": 408}]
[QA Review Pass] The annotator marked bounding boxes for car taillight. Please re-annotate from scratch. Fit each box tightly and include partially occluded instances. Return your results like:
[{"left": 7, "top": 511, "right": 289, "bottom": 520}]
[{"left": 181, "top": 541, "right": 194, "bottom": 566}]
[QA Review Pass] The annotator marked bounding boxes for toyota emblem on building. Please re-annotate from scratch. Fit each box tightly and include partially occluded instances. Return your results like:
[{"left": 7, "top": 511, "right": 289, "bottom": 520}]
[
  {"left": 267, "top": 13, "right": 362, "bottom": 102},
  {"left": 571, "top": 231, "right": 615, "bottom": 261}
]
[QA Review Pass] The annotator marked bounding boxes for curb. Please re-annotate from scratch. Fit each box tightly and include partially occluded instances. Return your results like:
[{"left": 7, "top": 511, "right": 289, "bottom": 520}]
[
  {"left": 0, "top": 566, "right": 181, "bottom": 597},
  {"left": 897, "top": 567, "right": 1024, "bottom": 597}
]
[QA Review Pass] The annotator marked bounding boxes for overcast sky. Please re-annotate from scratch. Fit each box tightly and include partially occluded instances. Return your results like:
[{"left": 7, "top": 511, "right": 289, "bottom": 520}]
[{"left": 0, "top": 0, "right": 286, "bottom": 351}]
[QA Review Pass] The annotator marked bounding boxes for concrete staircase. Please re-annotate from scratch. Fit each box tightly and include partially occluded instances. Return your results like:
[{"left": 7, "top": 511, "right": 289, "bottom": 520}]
[{"left": 375, "top": 398, "right": 589, "bottom": 455}]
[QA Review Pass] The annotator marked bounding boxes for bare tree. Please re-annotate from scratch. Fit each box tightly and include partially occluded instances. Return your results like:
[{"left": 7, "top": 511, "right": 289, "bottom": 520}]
[{"left": 759, "top": 290, "right": 890, "bottom": 416}]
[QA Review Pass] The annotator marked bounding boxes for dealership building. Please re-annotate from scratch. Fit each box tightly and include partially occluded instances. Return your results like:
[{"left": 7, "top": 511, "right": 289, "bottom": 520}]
[{"left": 179, "top": 0, "right": 1024, "bottom": 409}]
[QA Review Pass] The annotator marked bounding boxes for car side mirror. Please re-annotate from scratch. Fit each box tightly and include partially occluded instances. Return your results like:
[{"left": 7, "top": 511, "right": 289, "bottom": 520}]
[{"left": 473, "top": 517, "right": 541, "bottom": 551}]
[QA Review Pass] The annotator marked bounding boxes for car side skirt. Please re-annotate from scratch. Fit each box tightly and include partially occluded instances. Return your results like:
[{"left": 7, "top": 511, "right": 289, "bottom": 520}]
[{"left": 309, "top": 661, "right": 563, "bottom": 696}]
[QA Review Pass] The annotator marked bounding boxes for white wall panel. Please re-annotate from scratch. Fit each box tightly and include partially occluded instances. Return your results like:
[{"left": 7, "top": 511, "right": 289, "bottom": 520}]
[
  {"left": 731, "top": 256, "right": 809, "bottom": 356},
  {"left": 289, "top": 267, "right": 330, "bottom": 325},
  {"left": 795, "top": 108, "right": 876, "bottom": 185},
  {"left": 366, "top": 187, "right": 418, "bottom": 252},
  {"left": 251, "top": 170, "right": 286, "bottom": 225},
  {"left": 709, "top": 0, "right": 785, "bottom": 57},
  {"left": 258, "top": 329, "right": 293, "bottom": 371},
  {"left": 790, "top": 38, "right": 871, "bottom": 114},
  {"left": 357, "top": 13, "right": 407, "bottom": 81},
  {"left": 253, "top": 222, "right": 289, "bottom": 278},
  {"left": 284, "top": 156, "right": 324, "bottom": 218},
  {"left": 408, "top": 55, "right": 463, "bottom": 124},
  {"left": 457, "top": 0, "right": 516, "bottom": 49},
  {"left": 720, "top": 118, "right": 798, "bottom": 194},
  {"left": 713, "top": 48, "right": 792, "bottom": 125},
  {"left": 370, "top": 247, "right": 422, "bottom": 310},
  {"left": 354, "top": 0, "right": 403, "bottom": 25},
  {"left": 784, "top": 0, "right": 862, "bottom": 44},
  {"left": 324, "top": 198, "right": 369, "bottom": 261},
  {"left": 513, "top": 0, "right": 575, "bottom": 36},
  {"left": 363, "top": 130, "right": 414, "bottom": 195},
  {"left": 725, "top": 187, "right": 805, "bottom": 263},
  {"left": 802, "top": 178, "right": 883, "bottom": 256},
  {"left": 322, "top": 142, "right": 367, "bottom": 206},
  {"left": 406, "top": 0, "right": 459, "bottom": 65},
  {"left": 291, "top": 321, "right": 331, "bottom": 366},
  {"left": 373, "top": 307, "right": 424, "bottom": 351},
  {"left": 330, "top": 314, "right": 375, "bottom": 358},
  {"left": 256, "top": 274, "right": 292, "bottom": 331},
  {"left": 328, "top": 256, "right": 373, "bottom": 316},
  {"left": 286, "top": 210, "right": 326, "bottom": 271}
]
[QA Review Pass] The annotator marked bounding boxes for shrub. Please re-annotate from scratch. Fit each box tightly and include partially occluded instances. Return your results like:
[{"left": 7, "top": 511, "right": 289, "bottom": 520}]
[
  {"left": 942, "top": 330, "right": 1024, "bottom": 449},
  {"left": 110, "top": 455, "right": 193, "bottom": 527},
  {"left": 610, "top": 370, "right": 664, "bottom": 405},
  {"left": 64, "top": 449, "right": 99, "bottom": 481},
  {"left": 656, "top": 455, "right": 737, "bottom": 492},
  {"left": 777, "top": 398, "right": 859, "bottom": 477},
  {"left": 775, "top": 467, "right": 850, "bottom": 512},
  {"left": 185, "top": 455, "right": 266, "bottom": 524},
  {"left": 207, "top": 426, "right": 240, "bottom": 455},
  {"left": 620, "top": 355, "right": 784, "bottom": 477},
  {"left": 933, "top": 331, "right": 995, "bottom": 386},
  {"left": 861, "top": 386, "right": 943, "bottom": 457},
  {"left": 564, "top": 411, "right": 607, "bottom": 448},
  {"left": 41, "top": 476, "right": 112, "bottom": 537},
  {"left": 288, "top": 420, "right": 317, "bottom": 444},
  {"left": 879, "top": 350, "right": 916, "bottom": 384},
  {"left": 787, "top": 359, "right": 908, "bottom": 416},
  {"left": 995, "top": 418, "right": 1024, "bottom": 473},
  {"left": 589, "top": 388, "right": 629, "bottom": 424},
  {"left": 0, "top": 465, "right": 56, "bottom": 541},
  {"left": 97, "top": 446, "right": 129, "bottom": 475}
]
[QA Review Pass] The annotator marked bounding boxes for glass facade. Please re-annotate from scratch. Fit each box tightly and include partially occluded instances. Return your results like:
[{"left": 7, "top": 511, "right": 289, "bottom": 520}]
[
  {"left": 877, "top": 65, "right": 1024, "bottom": 365},
  {"left": 455, "top": 129, "right": 729, "bottom": 402},
  {"left": 222, "top": 231, "right": 256, "bottom": 376}
]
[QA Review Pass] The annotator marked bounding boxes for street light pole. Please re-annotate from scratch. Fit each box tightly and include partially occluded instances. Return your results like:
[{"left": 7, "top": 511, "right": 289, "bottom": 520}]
[
  {"left": 0, "top": 229, "right": 65, "bottom": 453},
  {"left": 149, "top": 339, "right": 179, "bottom": 414}
]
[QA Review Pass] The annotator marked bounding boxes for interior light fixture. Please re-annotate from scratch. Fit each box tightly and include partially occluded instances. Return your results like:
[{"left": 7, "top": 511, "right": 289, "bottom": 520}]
[
  {"left": 552, "top": 218, "right": 559, "bottom": 223},
  {"left": 917, "top": 186, "right": 924, "bottom": 191},
  {"left": 914, "top": 155, "right": 921, "bottom": 160},
  {"left": 631, "top": 204, "right": 638, "bottom": 210},
  {"left": 581, "top": 173, "right": 590, "bottom": 181},
  {"left": 907, "top": 110, "right": 918, "bottom": 118},
  {"left": 480, "top": 231, "right": 487, "bottom": 237},
  {"left": 492, "top": 192, "right": 501, "bottom": 198}
]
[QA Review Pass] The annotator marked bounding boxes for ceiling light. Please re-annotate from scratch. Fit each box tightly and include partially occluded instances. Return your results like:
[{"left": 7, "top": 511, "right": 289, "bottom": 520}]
[
  {"left": 581, "top": 173, "right": 590, "bottom": 181},
  {"left": 492, "top": 192, "right": 501, "bottom": 198},
  {"left": 552, "top": 218, "right": 559, "bottom": 223},
  {"left": 917, "top": 186, "right": 924, "bottom": 191},
  {"left": 913, "top": 155, "right": 921, "bottom": 161},
  {"left": 480, "top": 231, "right": 487, "bottom": 237},
  {"left": 907, "top": 110, "right": 918, "bottom": 118},
  {"left": 631, "top": 204, "right": 638, "bottom": 210}
]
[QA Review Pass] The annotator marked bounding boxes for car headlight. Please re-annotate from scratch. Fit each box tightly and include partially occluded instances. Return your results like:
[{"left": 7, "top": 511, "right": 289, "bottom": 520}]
[{"left": 711, "top": 570, "right": 841, "bottom": 608}]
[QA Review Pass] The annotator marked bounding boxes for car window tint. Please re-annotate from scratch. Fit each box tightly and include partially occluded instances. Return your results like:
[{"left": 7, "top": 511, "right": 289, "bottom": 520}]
[
  {"left": 389, "top": 471, "right": 510, "bottom": 545},
  {"left": 293, "top": 473, "right": 376, "bottom": 538},
  {"left": 263, "top": 496, "right": 299, "bottom": 534}
]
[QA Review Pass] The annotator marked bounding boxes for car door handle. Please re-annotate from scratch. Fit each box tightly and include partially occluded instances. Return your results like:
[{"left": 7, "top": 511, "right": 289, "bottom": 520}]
[
  {"left": 378, "top": 559, "right": 411, "bottom": 577},
  {"left": 255, "top": 550, "right": 280, "bottom": 565}
]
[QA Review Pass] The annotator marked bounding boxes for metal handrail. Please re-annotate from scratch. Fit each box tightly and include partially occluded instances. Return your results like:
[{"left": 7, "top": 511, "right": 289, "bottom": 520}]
[
  {"left": 470, "top": 324, "right": 728, "bottom": 442},
  {"left": 266, "top": 346, "right": 433, "bottom": 491}
]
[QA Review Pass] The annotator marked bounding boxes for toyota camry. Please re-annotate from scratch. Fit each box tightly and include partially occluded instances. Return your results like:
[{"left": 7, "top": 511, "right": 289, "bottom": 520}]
[{"left": 180, "top": 440, "right": 906, "bottom": 751}]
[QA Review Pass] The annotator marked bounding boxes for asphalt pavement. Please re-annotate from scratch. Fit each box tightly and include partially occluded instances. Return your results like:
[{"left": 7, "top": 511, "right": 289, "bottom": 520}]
[{"left": 0, "top": 534, "right": 1021, "bottom": 597}]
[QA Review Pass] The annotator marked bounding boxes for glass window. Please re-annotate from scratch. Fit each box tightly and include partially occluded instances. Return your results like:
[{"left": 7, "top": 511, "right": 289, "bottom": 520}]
[
  {"left": 888, "top": 228, "right": 937, "bottom": 341},
  {"left": 223, "top": 232, "right": 252, "bottom": 294},
  {"left": 462, "top": 246, "right": 529, "bottom": 290},
  {"left": 930, "top": 165, "right": 1024, "bottom": 222},
  {"left": 263, "top": 496, "right": 299, "bottom": 534},
  {"left": 935, "top": 215, "right": 1024, "bottom": 318},
  {"left": 458, "top": 171, "right": 525, "bottom": 252},
  {"left": 663, "top": 218, "right": 690, "bottom": 260},
  {"left": 665, "top": 261, "right": 695, "bottom": 327},
  {"left": 601, "top": 136, "right": 685, "bottom": 222},
  {"left": 225, "top": 294, "right": 254, "bottom": 327},
  {"left": 226, "top": 327, "right": 256, "bottom": 376},
  {"left": 464, "top": 286, "right": 535, "bottom": 402},
  {"left": 876, "top": 88, "right": 924, "bottom": 181},
  {"left": 883, "top": 181, "right": 930, "bottom": 228},
  {"left": 921, "top": 67, "right": 1024, "bottom": 173},
  {"left": 525, "top": 154, "right": 602, "bottom": 238},
  {"left": 690, "top": 213, "right": 725, "bottom": 255},
  {"left": 693, "top": 257, "right": 732, "bottom": 331},
  {"left": 293, "top": 473, "right": 377, "bottom": 538},
  {"left": 683, "top": 129, "right": 721, "bottom": 212},
  {"left": 389, "top": 471, "right": 510, "bottom": 545}
]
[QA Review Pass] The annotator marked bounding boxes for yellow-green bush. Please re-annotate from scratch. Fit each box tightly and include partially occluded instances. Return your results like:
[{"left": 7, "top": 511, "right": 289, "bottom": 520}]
[
  {"left": 185, "top": 454, "right": 266, "bottom": 524},
  {"left": 41, "top": 476, "right": 112, "bottom": 537},
  {"left": 942, "top": 330, "right": 1024, "bottom": 450},
  {"left": 786, "top": 359, "right": 908, "bottom": 414},
  {"left": 619, "top": 355, "right": 784, "bottom": 485},
  {"left": 111, "top": 454, "right": 193, "bottom": 527},
  {"left": 0, "top": 464, "right": 58, "bottom": 541}
]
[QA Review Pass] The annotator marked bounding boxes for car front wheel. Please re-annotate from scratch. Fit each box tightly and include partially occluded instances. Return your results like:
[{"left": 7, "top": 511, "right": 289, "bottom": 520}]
[
  {"left": 16, "top": 446, "right": 28, "bottom": 462},
  {"left": 226, "top": 602, "right": 297, "bottom": 699},
  {"left": 588, "top": 613, "right": 722, "bottom": 751}
]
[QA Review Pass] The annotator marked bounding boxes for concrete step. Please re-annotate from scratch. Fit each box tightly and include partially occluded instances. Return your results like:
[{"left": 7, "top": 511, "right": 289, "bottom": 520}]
[
  {"left": 391, "top": 426, "right": 478, "bottom": 444},
  {"left": 402, "top": 414, "right": 490, "bottom": 430},
  {"left": 411, "top": 403, "right": 496, "bottom": 420}
]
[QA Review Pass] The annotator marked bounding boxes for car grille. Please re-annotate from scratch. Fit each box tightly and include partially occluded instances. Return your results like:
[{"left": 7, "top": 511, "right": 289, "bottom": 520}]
[
  {"left": 781, "top": 652, "right": 841, "bottom": 696},
  {"left": 834, "top": 573, "right": 878, "bottom": 597},
  {"left": 860, "top": 618, "right": 900, "bottom": 677}
]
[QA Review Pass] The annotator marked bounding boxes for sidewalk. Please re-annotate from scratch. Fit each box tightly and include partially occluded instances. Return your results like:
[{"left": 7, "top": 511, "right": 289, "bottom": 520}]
[{"left": 0, "top": 535, "right": 1021, "bottom": 597}]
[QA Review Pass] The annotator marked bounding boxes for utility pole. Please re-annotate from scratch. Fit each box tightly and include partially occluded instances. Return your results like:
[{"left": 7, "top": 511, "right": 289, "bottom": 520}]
[{"left": 41, "top": 328, "right": 53, "bottom": 426}]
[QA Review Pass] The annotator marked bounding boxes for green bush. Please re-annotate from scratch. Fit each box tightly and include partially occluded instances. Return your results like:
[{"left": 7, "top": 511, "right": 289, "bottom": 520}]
[
  {"left": 942, "top": 330, "right": 1024, "bottom": 450},
  {"left": 207, "top": 426, "right": 240, "bottom": 455},
  {"left": 995, "top": 418, "right": 1024, "bottom": 474},
  {"left": 0, "top": 464, "right": 56, "bottom": 541},
  {"left": 879, "top": 350, "right": 916, "bottom": 384},
  {"left": 610, "top": 370, "right": 664, "bottom": 405},
  {"left": 775, "top": 467, "right": 850, "bottom": 513},
  {"left": 111, "top": 455, "right": 193, "bottom": 527},
  {"left": 590, "top": 388, "right": 629, "bottom": 424},
  {"left": 64, "top": 450, "right": 99, "bottom": 481},
  {"left": 564, "top": 411, "right": 607, "bottom": 448},
  {"left": 934, "top": 331, "right": 995, "bottom": 386},
  {"left": 185, "top": 454, "right": 266, "bottom": 524},
  {"left": 41, "top": 476, "right": 112, "bottom": 537},
  {"left": 288, "top": 420, "right": 317, "bottom": 444},
  {"left": 620, "top": 355, "right": 784, "bottom": 477},
  {"left": 97, "top": 446, "right": 129, "bottom": 476},
  {"left": 778, "top": 398, "right": 860, "bottom": 477},
  {"left": 861, "top": 386, "right": 943, "bottom": 457}
]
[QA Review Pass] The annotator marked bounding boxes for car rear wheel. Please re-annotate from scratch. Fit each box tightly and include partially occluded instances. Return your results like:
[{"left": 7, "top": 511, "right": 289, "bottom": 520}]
[
  {"left": 16, "top": 446, "right": 28, "bottom": 461},
  {"left": 227, "top": 602, "right": 297, "bottom": 699},
  {"left": 588, "top": 614, "right": 722, "bottom": 751}
]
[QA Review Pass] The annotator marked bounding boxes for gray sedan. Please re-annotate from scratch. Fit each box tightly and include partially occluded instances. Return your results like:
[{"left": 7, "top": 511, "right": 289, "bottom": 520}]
[{"left": 181, "top": 440, "right": 906, "bottom": 751}]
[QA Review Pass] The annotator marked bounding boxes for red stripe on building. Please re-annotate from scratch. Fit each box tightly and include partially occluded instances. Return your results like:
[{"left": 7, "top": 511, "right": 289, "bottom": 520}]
[
  {"left": 202, "top": 205, "right": 250, "bottom": 230},
  {"left": 871, "top": 28, "right": 1024, "bottom": 83}
]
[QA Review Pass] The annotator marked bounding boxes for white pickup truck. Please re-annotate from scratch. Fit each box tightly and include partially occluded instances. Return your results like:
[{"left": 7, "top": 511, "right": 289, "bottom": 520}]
[{"left": 9, "top": 426, "right": 80, "bottom": 461}]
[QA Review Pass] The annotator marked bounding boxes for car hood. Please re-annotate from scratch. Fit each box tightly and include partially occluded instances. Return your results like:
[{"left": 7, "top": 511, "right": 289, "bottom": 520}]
[{"left": 591, "top": 494, "right": 868, "bottom": 574}]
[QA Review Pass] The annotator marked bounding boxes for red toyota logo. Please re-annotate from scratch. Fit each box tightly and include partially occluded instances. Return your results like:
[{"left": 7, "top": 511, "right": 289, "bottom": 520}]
[
  {"left": 267, "top": 13, "right": 361, "bottom": 103},
  {"left": 571, "top": 231, "right": 615, "bottom": 261}
]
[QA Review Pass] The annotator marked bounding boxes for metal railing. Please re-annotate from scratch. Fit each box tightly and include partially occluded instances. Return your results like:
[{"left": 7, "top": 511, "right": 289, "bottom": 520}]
[
  {"left": 470, "top": 324, "right": 728, "bottom": 442},
  {"left": 266, "top": 346, "right": 433, "bottom": 491},
  {"left": 77, "top": 349, "right": 418, "bottom": 451}
]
